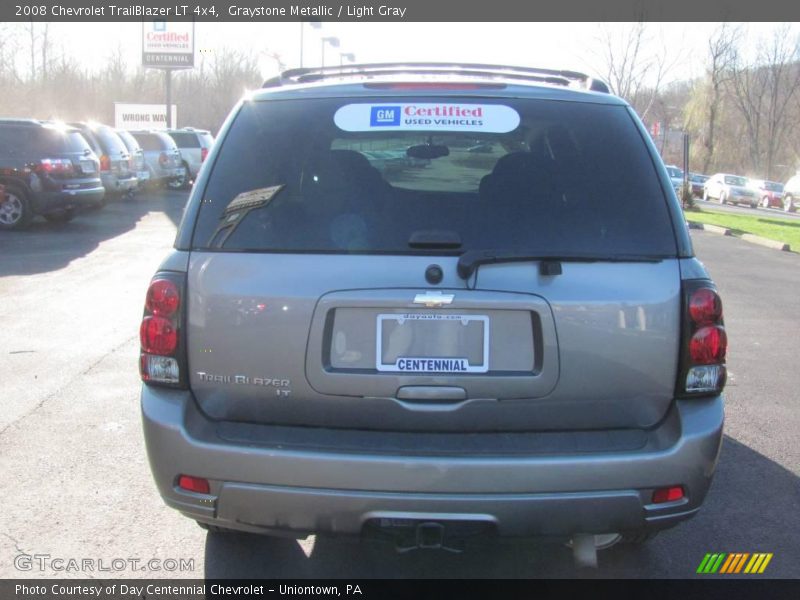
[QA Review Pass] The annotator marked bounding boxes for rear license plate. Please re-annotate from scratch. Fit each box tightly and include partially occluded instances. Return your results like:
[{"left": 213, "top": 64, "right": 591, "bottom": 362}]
[
  {"left": 376, "top": 313, "right": 489, "bottom": 373},
  {"left": 80, "top": 160, "right": 96, "bottom": 174}
]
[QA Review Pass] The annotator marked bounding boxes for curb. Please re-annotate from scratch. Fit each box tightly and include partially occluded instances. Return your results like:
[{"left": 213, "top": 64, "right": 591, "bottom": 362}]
[
  {"left": 740, "top": 233, "right": 791, "bottom": 252},
  {"left": 687, "top": 221, "right": 792, "bottom": 252}
]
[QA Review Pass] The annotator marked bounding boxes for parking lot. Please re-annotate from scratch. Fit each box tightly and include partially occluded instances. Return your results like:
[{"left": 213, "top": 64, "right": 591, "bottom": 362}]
[{"left": 0, "top": 189, "right": 798, "bottom": 579}]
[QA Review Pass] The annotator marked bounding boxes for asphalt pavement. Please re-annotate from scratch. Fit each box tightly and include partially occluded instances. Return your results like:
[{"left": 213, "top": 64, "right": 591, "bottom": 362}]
[{"left": 0, "top": 191, "right": 798, "bottom": 579}]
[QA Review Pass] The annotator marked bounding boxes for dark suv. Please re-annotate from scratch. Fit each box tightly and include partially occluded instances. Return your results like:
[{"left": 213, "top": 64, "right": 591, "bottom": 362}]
[
  {"left": 0, "top": 119, "right": 104, "bottom": 229},
  {"left": 140, "top": 64, "right": 726, "bottom": 567}
]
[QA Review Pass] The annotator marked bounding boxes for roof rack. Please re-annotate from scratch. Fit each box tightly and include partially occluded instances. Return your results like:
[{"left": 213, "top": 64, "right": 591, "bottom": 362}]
[{"left": 262, "top": 62, "right": 610, "bottom": 94}]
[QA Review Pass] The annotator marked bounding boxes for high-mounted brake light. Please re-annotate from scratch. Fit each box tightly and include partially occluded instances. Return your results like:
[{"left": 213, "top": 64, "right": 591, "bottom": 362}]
[
  {"left": 363, "top": 82, "right": 506, "bottom": 90},
  {"left": 678, "top": 284, "right": 727, "bottom": 397},
  {"left": 99, "top": 154, "right": 110, "bottom": 171},
  {"left": 140, "top": 273, "right": 185, "bottom": 387}
]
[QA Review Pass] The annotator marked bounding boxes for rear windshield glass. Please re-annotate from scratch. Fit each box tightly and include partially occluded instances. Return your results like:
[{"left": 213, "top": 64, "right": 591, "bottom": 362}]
[
  {"left": 169, "top": 132, "right": 200, "bottom": 148},
  {"left": 93, "top": 127, "right": 128, "bottom": 154},
  {"left": 764, "top": 181, "right": 783, "bottom": 192},
  {"left": 116, "top": 130, "right": 141, "bottom": 152},
  {"left": 133, "top": 133, "right": 174, "bottom": 151},
  {"left": 199, "top": 133, "right": 214, "bottom": 147},
  {"left": 192, "top": 97, "right": 677, "bottom": 257},
  {"left": 37, "top": 129, "right": 93, "bottom": 153}
]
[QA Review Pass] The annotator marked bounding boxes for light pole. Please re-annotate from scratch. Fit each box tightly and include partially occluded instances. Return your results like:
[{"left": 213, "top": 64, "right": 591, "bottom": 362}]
[
  {"left": 302, "top": 21, "right": 321, "bottom": 68},
  {"left": 321, "top": 36, "right": 340, "bottom": 67},
  {"left": 340, "top": 52, "right": 355, "bottom": 66}
]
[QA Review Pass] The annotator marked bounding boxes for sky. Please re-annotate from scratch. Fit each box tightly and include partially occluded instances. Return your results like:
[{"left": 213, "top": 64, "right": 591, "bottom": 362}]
[{"left": 9, "top": 21, "right": 795, "bottom": 84}]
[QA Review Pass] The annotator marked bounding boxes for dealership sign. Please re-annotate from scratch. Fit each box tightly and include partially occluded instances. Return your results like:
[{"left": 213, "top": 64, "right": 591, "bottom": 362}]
[
  {"left": 142, "top": 21, "right": 194, "bottom": 68},
  {"left": 115, "top": 103, "right": 178, "bottom": 130}
]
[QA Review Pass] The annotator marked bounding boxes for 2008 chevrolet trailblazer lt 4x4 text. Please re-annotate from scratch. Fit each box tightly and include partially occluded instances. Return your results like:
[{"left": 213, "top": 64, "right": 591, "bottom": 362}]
[{"left": 139, "top": 63, "right": 726, "bottom": 567}]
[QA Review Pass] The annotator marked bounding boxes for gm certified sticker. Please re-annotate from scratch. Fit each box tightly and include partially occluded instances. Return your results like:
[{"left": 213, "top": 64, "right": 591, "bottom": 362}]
[{"left": 335, "top": 103, "right": 520, "bottom": 133}]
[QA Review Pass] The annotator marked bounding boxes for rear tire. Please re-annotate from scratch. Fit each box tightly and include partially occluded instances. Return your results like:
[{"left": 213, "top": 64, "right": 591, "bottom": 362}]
[
  {"left": 43, "top": 208, "right": 75, "bottom": 223},
  {"left": 761, "top": 196, "right": 771, "bottom": 208},
  {"left": 785, "top": 194, "right": 796, "bottom": 213},
  {"left": 719, "top": 192, "right": 727, "bottom": 204},
  {"left": 702, "top": 189, "right": 709, "bottom": 201},
  {"left": 0, "top": 184, "right": 33, "bottom": 230}
]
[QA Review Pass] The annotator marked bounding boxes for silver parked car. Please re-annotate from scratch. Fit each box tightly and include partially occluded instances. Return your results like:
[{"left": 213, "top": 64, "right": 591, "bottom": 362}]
[
  {"left": 164, "top": 128, "right": 215, "bottom": 190},
  {"left": 140, "top": 64, "right": 726, "bottom": 567},
  {"left": 128, "top": 131, "right": 184, "bottom": 187},
  {"left": 115, "top": 129, "right": 150, "bottom": 192},
  {"left": 703, "top": 173, "right": 757, "bottom": 207},
  {"left": 69, "top": 122, "right": 137, "bottom": 198}
]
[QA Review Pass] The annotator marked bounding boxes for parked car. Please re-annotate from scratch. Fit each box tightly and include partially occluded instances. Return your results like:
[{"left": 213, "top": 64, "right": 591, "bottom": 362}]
[
  {"left": 689, "top": 173, "right": 709, "bottom": 198},
  {"left": 703, "top": 173, "right": 757, "bottom": 207},
  {"left": 748, "top": 179, "right": 784, "bottom": 209},
  {"left": 128, "top": 131, "right": 184, "bottom": 188},
  {"left": 115, "top": 129, "right": 150, "bottom": 192},
  {"left": 140, "top": 63, "right": 726, "bottom": 567},
  {"left": 782, "top": 173, "right": 800, "bottom": 213},
  {"left": 0, "top": 119, "right": 104, "bottom": 229},
  {"left": 69, "top": 122, "right": 137, "bottom": 198},
  {"left": 164, "top": 128, "right": 215, "bottom": 190},
  {"left": 665, "top": 165, "right": 684, "bottom": 194}
]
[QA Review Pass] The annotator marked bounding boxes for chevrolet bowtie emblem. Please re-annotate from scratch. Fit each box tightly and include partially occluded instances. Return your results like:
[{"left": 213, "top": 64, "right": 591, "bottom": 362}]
[{"left": 413, "top": 292, "right": 455, "bottom": 307}]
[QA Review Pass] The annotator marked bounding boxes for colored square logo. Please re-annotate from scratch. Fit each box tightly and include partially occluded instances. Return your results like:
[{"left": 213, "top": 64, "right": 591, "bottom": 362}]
[{"left": 370, "top": 106, "right": 401, "bottom": 127}]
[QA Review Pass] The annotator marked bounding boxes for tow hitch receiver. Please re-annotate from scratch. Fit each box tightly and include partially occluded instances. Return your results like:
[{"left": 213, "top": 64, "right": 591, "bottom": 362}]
[{"left": 363, "top": 518, "right": 495, "bottom": 553}]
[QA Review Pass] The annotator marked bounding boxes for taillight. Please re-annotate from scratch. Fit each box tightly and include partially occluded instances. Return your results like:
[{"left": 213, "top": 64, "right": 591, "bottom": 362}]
[
  {"left": 99, "top": 155, "right": 110, "bottom": 171},
  {"left": 158, "top": 152, "right": 168, "bottom": 166},
  {"left": 678, "top": 283, "right": 727, "bottom": 396},
  {"left": 200, "top": 147, "right": 209, "bottom": 162},
  {"left": 38, "top": 158, "right": 74, "bottom": 175},
  {"left": 140, "top": 273, "right": 185, "bottom": 387}
]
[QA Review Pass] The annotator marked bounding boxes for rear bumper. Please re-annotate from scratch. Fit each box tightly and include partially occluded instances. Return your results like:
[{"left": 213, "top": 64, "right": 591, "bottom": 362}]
[
  {"left": 141, "top": 387, "right": 724, "bottom": 538},
  {"left": 100, "top": 173, "right": 138, "bottom": 193}
]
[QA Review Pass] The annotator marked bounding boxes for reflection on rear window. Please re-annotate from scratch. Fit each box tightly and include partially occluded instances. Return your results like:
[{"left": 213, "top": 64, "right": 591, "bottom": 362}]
[
  {"left": 724, "top": 176, "right": 747, "bottom": 186},
  {"left": 193, "top": 97, "right": 677, "bottom": 258}
]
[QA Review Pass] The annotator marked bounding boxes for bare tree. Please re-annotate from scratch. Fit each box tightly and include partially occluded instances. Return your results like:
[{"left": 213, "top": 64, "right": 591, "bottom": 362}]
[
  {"left": 594, "top": 22, "right": 684, "bottom": 121},
  {"left": 700, "top": 23, "right": 740, "bottom": 173},
  {"left": 730, "top": 25, "right": 800, "bottom": 179}
]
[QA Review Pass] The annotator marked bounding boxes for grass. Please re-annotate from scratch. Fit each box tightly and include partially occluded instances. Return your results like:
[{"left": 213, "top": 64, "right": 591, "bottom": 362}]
[{"left": 685, "top": 207, "right": 800, "bottom": 250}]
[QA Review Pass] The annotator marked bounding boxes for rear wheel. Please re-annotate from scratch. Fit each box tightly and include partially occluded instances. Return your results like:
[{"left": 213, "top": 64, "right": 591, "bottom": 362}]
[
  {"left": 761, "top": 196, "right": 771, "bottom": 208},
  {"left": 0, "top": 185, "right": 33, "bottom": 230},
  {"left": 750, "top": 199, "right": 758, "bottom": 209},
  {"left": 719, "top": 192, "right": 727, "bottom": 204},
  {"left": 43, "top": 208, "right": 75, "bottom": 223},
  {"left": 702, "top": 188, "right": 709, "bottom": 201},
  {"left": 785, "top": 194, "right": 796, "bottom": 213}
]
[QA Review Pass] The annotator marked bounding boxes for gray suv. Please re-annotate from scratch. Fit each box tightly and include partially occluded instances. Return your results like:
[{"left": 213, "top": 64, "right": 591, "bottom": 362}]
[
  {"left": 164, "top": 128, "right": 215, "bottom": 190},
  {"left": 140, "top": 64, "right": 726, "bottom": 567}
]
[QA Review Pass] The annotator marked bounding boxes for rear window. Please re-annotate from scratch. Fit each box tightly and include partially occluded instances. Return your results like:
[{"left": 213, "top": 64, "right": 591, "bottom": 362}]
[
  {"left": 92, "top": 126, "right": 128, "bottom": 154},
  {"left": 116, "top": 130, "right": 141, "bottom": 152},
  {"left": 192, "top": 97, "right": 677, "bottom": 257},
  {"left": 199, "top": 133, "right": 214, "bottom": 147},
  {"left": 169, "top": 132, "right": 200, "bottom": 148},
  {"left": 36, "top": 128, "right": 93, "bottom": 154},
  {"left": 133, "top": 133, "right": 175, "bottom": 151}
]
